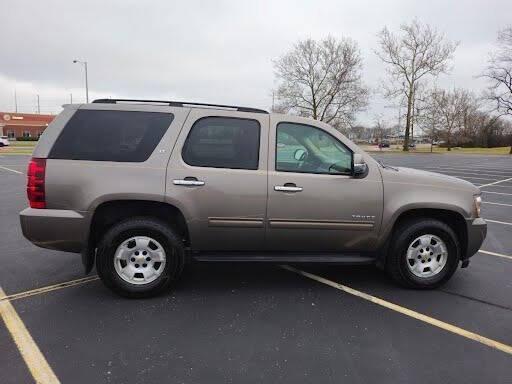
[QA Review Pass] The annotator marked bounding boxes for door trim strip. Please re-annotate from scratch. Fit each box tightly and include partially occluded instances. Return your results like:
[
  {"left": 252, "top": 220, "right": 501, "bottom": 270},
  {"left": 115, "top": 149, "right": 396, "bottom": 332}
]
[
  {"left": 268, "top": 219, "right": 374, "bottom": 230},
  {"left": 208, "top": 217, "right": 264, "bottom": 228}
]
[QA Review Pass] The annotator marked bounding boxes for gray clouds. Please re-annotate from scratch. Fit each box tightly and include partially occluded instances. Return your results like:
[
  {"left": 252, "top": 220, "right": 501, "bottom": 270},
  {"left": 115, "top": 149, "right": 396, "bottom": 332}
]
[{"left": 1, "top": 0, "right": 509, "bottom": 121}]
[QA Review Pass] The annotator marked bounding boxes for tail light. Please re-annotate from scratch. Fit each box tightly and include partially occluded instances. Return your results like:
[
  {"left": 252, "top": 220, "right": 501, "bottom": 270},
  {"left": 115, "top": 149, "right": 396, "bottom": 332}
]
[{"left": 27, "top": 158, "right": 46, "bottom": 209}]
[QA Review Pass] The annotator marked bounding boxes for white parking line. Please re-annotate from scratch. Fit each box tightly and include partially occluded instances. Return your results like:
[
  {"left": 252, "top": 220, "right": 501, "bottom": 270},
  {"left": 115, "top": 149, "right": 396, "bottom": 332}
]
[
  {"left": 421, "top": 168, "right": 512, "bottom": 178},
  {"left": 483, "top": 201, "right": 512, "bottom": 207},
  {"left": 457, "top": 176, "right": 501, "bottom": 181},
  {"left": 282, "top": 265, "right": 512, "bottom": 355},
  {"left": 479, "top": 250, "right": 512, "bottom": 261},
  {"left": 481, "top": 184, "right": 512, "bottom": 188},
  {"left": 480, "top": 177, "right": 512, "bottom": 188},
  {"left": 0, "top": 287, "right": 60, "bottom": 383},
  {"left": 0, "top": 165, "right": 23, "bottom": 174},
  {"left": 456, "top": 178, "right": 496, "bottom": 185},
  {"left": 482, "top": 191, "right": 512, "bottom": 196},
  {"left": 423, "top": 166, "right": 512, "bottom": 175},
  {"left": 485, "top": 219, "right": 512, "bottom": 226}
]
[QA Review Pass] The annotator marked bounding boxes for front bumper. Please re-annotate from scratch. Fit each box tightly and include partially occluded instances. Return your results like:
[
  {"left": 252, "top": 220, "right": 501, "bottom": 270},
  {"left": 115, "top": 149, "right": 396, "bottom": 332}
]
[
  {"left": 464, "top": 217, "right": 487, "bottom": 260},
  {"left": 19, "top": 208, "right": 90, "bottom": 253}
]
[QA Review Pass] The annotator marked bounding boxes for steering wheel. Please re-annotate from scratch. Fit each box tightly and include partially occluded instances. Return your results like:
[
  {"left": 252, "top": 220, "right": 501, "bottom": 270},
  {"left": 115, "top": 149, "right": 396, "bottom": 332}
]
[{"left": 328, "top": 162, "right": 349, "bottom": 174}]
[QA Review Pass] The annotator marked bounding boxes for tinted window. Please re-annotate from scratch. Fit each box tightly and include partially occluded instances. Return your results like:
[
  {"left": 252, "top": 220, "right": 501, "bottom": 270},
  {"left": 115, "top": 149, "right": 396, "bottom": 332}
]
[
  {"left": 49, "top": 110, "right": 173, "bottom": 162},
  {"left": 276, "top": 123, "right": 352, "bottom": 174},
  {"left": 182, "top": 117, "right": 260, "bottom": 170}
]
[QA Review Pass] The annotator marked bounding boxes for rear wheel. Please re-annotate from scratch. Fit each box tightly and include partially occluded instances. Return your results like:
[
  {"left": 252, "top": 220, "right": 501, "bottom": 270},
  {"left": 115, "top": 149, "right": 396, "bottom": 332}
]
[
  {"left": 387, "top": 218, "right": 460, "bottom": 289},
  {"left": 96, "top": 217, "right": 184, "bottom": 298}
]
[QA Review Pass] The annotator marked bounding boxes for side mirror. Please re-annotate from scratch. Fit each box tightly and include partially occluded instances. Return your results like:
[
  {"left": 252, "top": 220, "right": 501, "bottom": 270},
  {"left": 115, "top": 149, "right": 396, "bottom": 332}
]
[
  {"left": 293, "top": 148, "right": 307, "bottom": 161},
  {"left": 353, "top": 153, "right": 368, "bottom": 177}
]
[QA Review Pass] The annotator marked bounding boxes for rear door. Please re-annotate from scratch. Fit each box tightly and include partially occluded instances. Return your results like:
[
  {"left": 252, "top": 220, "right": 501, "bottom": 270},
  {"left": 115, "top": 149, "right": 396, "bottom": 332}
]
[{"left": 165, "top": 109, "right": 269, "bottom": 251}]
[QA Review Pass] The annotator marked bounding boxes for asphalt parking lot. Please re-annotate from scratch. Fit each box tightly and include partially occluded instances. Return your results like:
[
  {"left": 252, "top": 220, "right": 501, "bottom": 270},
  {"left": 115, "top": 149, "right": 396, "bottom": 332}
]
[{"left": 0, "top": 153, "right": 511, "bottom": 383}]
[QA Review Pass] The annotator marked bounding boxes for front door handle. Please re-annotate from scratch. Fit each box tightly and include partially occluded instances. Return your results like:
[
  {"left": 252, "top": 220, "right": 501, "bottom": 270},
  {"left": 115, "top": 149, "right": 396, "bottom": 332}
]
[
  {"left": 274, "top": 183, "right": 303, "bottom": 192},
  {"left": 173, "top": 177, "right": 205, "bottom": 187}
]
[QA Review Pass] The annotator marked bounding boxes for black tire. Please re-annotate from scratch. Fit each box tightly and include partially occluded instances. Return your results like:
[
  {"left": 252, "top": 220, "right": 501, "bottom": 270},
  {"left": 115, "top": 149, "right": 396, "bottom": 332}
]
[
  {"left": 386, "top": 218, "right": 460, "bottom": 289},
  {"left": 96, "top": 217, "right": 185, "bottom": 298}
]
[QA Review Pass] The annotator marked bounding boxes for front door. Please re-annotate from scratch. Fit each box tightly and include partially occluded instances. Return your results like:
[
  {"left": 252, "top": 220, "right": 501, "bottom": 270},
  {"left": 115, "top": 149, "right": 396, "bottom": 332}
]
[
  {"left": 166, "top": 109, "right": 269, "bottom": 251},
  {"left": 266, "top": 117, "right": 383, "bottom": 252}
]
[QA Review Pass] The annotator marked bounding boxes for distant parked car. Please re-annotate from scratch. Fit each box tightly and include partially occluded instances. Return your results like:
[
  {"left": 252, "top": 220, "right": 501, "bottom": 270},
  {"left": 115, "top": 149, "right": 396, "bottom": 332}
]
[
  {"left": 409, "top": 142, "right": 416, "bottom": 148},
  {"left": 379, "top": 141, "right": 390, "bottom": 148},
  {"left": 0, "top": 136, "right": 10, "bottom": 147}
]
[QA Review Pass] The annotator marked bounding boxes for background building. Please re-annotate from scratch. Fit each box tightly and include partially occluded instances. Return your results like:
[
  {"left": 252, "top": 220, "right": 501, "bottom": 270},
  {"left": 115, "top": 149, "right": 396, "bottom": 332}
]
[{"left": 0, "top": 112, "right": 55, "bottom": 139}]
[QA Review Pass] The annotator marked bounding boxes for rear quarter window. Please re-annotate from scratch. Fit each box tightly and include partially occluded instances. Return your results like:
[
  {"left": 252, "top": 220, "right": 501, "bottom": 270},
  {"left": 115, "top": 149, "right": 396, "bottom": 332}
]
[{"left": 49, "top": 110, "right": 174, "bottom": 162}]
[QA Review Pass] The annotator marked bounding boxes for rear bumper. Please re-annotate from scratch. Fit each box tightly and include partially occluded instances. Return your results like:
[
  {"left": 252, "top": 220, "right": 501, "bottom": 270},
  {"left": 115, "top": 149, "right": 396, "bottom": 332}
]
[
  {"left": 19, "top": 208, "right": 90, "bottom": 253},
  {"left": 464, "top": 217, "right": 487, "bottom": 260}
]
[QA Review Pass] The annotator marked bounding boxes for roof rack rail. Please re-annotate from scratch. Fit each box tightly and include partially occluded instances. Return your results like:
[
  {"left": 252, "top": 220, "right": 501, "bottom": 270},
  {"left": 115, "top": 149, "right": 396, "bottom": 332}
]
[{"left": 92, "top": 99, "right": 269, "bottom": 114}]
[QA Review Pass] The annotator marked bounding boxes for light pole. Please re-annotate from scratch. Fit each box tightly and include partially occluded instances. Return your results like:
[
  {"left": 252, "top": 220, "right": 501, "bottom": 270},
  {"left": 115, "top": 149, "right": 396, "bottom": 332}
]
[{"left": 73, "top": 59, "right": 89, "bottom": 103}]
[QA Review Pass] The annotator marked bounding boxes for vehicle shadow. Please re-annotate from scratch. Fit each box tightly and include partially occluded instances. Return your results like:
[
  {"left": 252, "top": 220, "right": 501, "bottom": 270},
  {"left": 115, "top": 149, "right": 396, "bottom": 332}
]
[{"left": 175, "top": 262, "right": 391, "bottom": 295}]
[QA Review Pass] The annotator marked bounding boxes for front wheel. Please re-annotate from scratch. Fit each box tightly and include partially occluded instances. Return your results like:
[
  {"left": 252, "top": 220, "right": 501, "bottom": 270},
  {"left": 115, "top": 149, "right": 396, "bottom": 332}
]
[
  {"left": 96, "top": 217, "right": 185, "bottom": 298},
  {"left": 387, "top": 219, "right": 460, "bottom": 289}
]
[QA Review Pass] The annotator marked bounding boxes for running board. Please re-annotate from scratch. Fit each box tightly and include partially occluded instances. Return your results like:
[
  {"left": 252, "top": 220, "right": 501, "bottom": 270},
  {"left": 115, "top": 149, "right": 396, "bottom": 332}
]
[{"left": 192, "top": 252, "right": 376, "bottom": 264}]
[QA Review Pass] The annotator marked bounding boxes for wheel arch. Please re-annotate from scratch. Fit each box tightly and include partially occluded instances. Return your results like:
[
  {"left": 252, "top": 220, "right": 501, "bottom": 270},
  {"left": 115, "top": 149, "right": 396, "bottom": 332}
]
[
  {"left": 376, "top": 208, "right": 468, "bottom": 269},
  {"left": 82, "top": 200, "right": 190, "bottom": 274}
]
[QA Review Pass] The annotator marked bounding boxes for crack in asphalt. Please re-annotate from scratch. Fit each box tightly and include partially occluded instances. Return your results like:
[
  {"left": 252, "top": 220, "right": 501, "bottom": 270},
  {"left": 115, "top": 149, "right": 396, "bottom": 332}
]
[{"left": 440, "top": 289, "right": 512, "bottom": 312}]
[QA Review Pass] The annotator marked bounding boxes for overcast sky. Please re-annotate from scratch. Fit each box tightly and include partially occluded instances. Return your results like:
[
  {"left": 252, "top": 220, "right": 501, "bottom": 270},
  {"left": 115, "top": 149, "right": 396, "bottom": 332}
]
[{"left": 1, "top": 0, "right": 510, "bottom": 125}]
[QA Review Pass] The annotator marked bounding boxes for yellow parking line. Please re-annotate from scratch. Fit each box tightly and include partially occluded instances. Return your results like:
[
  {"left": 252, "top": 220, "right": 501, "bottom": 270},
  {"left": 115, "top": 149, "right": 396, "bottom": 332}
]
[
  {"left": 0, "top": 286, "right": 60, "bottom": 383},
  {"left": 0, "top": 276, "right": 99, "bottom": 303},
  {"left": 282, "top": 265, "right": 512, "bottom": 356}
]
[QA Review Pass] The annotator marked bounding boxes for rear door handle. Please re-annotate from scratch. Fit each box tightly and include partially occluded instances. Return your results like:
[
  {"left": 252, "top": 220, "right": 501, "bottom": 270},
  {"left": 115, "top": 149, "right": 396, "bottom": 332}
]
[
  {"left": 173, "top": 177, "right": 205, "bottom": 187},
  {"left": 274, "top": 183, "right": 303, "bottom": 192}
]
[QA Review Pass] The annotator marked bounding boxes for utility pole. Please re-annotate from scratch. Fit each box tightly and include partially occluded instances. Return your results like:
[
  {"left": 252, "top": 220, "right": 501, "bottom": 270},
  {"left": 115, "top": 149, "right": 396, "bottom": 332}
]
[
  {"left": 37, "top": 95, "right": 40, "bottom": 114},
  {"left": 14, "top": 88, "right": 18, "bottom": 112},
  {"left": 70, "top": 93, "right": 73, "bottom": 104}
]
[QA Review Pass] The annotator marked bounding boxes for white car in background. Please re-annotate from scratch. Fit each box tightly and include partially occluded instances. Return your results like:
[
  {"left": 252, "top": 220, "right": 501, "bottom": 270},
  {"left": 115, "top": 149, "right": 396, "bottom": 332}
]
[{"left": 0, "top": 136, "right": 10, "bottom": 147}]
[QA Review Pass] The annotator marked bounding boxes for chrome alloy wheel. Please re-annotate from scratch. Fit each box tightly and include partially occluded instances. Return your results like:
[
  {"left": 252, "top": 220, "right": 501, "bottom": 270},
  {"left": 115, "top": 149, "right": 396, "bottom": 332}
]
[
  {"left": 114, "top": 236, "right": 167, "bottom": 285},
  {"left": 406, "top": 234, "right": 448, "bottom": 278}
]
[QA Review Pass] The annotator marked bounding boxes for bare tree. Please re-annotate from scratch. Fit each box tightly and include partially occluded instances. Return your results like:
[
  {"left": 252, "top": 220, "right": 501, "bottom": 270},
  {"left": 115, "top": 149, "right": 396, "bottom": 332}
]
[
  {"left": 372, "top": 115, "right": 390, "bottom": 145},
  {"left": 376, "top": 20, "right": 458, "bottom": 151},
  {"left": 425, "top": 88, "right": 473, "bottom": 151},
  {"left": 273, "top": 36, "right": 368, "bottom": 130},
  {"left": 483, "top": 26, "right": 512, "bottom": 153}
]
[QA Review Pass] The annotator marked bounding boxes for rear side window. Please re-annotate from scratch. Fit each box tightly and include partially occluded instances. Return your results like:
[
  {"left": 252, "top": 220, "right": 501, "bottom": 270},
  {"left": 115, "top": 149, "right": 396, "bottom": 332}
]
[
  {"left": 182, "top": 117, "right": 260, "bottom": 170},
  {"left": 49, "top": 110, "right": 173, "bottom": 162}
]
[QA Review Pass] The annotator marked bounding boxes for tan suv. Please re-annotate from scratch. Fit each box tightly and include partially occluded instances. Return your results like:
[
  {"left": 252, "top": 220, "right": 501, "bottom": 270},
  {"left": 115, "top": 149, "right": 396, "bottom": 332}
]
[{"left": 20, "top": 99, "right": 487, "bottom": 297}]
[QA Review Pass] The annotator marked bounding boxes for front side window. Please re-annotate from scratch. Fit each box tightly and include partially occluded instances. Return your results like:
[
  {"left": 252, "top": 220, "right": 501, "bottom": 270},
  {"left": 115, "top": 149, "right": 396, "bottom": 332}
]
[
  {"left": 182, "top": 117, "right": 260, "bottom": 170},
  {"left": 49, "top": 110, "right": 173, "bottom": 162},
  {"left": 276, "top": 122, "right": 352, "bottom": 175}
]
